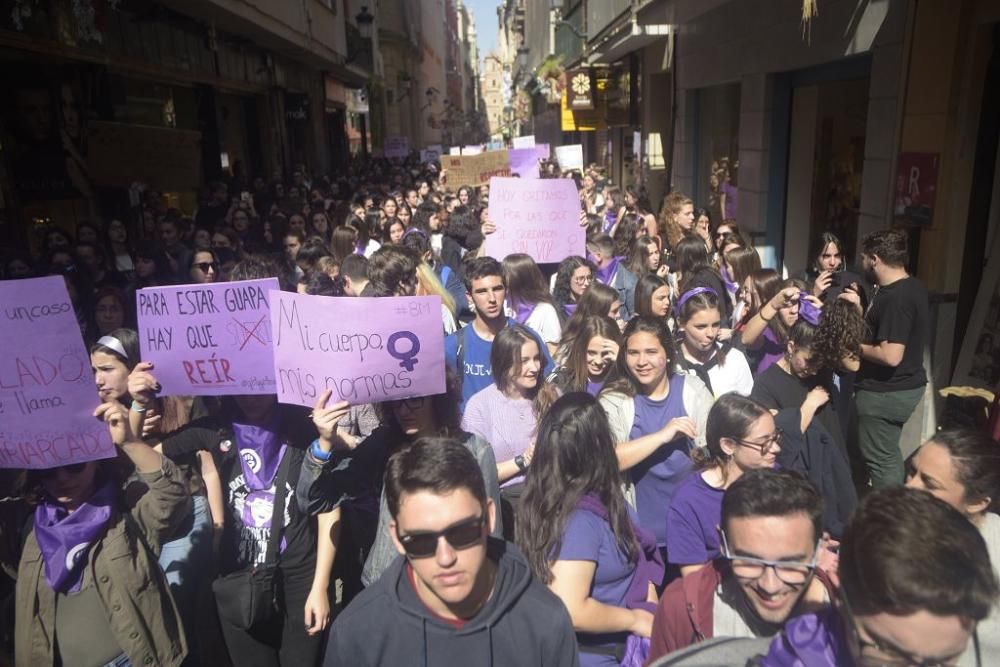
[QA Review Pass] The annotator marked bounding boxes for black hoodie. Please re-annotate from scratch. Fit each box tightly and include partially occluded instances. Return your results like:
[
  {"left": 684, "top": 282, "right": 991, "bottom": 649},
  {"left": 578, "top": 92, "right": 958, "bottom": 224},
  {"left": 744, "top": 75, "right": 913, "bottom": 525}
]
[{"left": 324, "top": 538, "right": 579, "bottom": 667}]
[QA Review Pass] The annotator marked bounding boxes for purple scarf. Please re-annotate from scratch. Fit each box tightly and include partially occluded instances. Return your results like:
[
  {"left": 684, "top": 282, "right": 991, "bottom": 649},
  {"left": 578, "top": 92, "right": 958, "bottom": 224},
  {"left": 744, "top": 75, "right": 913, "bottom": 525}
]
[
  {"left": 603, "top": 211, "right": 617, "bottom": 234},
  {"left": 720, "top": 265, "right": 739, "bottom": 295},
  {"left": 595, "top": 256, "right": 624, "bottom": 285},
  {"left": 354, "top": 241, "right": 366, "bottom": 256},
  {"left": 759, "top": 608, "right": 849, "bottom": 666},
  {"left": 34, "top": 479, "right": 117, "bottom": 594},
  {"left": 563, "top": 303, "right": 578, "bottom": 318},
  {"left": 511, "top": 300, "right": 535, "bottom": 325},
  {"left": 798, "top": 292, "right": 823, "bottom": 326},
  {"left": 233, "top": 421, "right": 288, "bottom": 533}
]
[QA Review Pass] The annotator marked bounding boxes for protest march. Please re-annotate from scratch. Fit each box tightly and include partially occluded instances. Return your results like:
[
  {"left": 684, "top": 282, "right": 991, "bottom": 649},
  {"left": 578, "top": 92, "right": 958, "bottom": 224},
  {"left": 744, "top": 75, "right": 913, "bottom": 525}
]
[{"left": 0, "top": 139, "right": 997, "bottom": 667}]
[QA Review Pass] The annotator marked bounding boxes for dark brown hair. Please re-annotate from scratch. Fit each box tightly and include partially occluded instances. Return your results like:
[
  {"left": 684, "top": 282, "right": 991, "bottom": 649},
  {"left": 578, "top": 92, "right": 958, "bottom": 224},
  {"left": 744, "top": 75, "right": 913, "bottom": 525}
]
[{"left": 385, "top": 437, "right": 487, "bottom": 519}]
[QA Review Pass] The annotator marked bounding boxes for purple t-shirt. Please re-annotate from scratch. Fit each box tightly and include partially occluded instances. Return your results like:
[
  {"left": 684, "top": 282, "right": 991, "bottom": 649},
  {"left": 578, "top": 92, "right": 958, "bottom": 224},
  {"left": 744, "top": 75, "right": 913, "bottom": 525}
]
[
  {"left": 556, "top": 508, "right": 637, "bottom": 666},
  {"left": 628, "top": 374, "right": 694, "bottom": 546},
  {"left": 586, "top": 380, "right": 604, "bottom": 397},
  {"left": 720, "top": 181, "right": 739, "bottom": 220},
  {"left": 756, "top": 327, "right": 784, "bottom": 375},
  {"left": 665, "top": 471, "right": 723, "bottom": 566}
]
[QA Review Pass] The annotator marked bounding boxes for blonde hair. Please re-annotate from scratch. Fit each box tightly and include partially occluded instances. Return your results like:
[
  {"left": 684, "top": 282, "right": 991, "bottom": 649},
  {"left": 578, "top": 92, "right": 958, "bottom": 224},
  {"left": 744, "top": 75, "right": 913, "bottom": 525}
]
[
  {"left": 415, "top": 262, "right": 456, "bottom": 319},
  {"left": 659, "top": 192, "right": 694, "bottom": 249}
]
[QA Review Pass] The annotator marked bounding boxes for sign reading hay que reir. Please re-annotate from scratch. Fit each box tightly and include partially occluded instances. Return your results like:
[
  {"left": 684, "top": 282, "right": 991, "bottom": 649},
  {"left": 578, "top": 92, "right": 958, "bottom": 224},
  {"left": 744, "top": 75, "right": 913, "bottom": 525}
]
[
  {"left": 270, "top": 293, "right": 446, "bottom": 407},
  {"left": 137, "top": 278, "right": 279, "bottom": 396},
  {"left": 0, "top": 276, "right": 115, "bottom": 469}
]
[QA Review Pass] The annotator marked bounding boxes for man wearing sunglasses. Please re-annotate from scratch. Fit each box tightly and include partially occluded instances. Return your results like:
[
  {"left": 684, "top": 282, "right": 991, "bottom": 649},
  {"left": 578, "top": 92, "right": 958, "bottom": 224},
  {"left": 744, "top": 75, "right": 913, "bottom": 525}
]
[
  {"left": 324, "top": 438, "right": 578, "bottom": 666},
  {"left": 757, "top": 486, "right": 997, "bottom": 666},
  {"left": 648, "top": 469, "right": 835, "bottom": 664}
]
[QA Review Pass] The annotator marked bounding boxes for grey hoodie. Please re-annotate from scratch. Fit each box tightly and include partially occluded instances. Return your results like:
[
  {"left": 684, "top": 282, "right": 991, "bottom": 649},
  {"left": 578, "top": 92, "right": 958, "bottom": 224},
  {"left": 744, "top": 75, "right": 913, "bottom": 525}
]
[{"left": 324, "top": 539, "right": 579, "bottom": 667}]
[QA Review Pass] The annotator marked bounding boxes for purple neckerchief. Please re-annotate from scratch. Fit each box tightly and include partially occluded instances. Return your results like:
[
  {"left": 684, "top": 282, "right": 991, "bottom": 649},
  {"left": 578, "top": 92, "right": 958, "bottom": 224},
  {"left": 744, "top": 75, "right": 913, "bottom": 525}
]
[
  {"left": 595, "top": 256, "right": 624, "bottom": 285},
  {"left": 233, "top": 421, "right": 287, "bottom": 492},
  {"left": 354, "top": 242, "right": 365, "bottom": 256},
  {"left": 563, "top": 303, "right": 578, "bottom": 318},
  {"left": 575, "top": 493, "right": 663, "bottom": 612},
  {"left": 720, "top": 265, "right": 739, "bottom": 295},
  {"left": 798, "top": 292, "right": 822, "bottom": 326},
  {"left": 759, "top": 607, "right": 849, "bottom": 666},
  {"left": 511, "top": 300, "right": 535, "bottom": 325},
  {"left": 35, "top": 479, "right": 117, "bottom": 594},
  {"left": 603, "top": 211, "right": 617, "bottom": 234}
]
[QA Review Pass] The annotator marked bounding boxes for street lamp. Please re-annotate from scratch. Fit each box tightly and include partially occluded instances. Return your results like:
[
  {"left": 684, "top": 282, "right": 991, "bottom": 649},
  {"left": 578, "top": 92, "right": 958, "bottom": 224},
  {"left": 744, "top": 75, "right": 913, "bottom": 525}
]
[
  {"left": 516, "top": 46, "right": 530, "bottom": 72},
  {"left": 355, "top": 6, "right": 374, "bottom": 39}
]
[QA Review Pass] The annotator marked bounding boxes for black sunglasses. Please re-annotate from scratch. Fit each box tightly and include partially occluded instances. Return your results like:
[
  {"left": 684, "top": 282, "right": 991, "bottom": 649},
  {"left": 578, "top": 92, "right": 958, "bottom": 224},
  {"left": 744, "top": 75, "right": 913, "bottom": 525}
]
[
  {"left": 194, "top": 262, "right": 218, "bottom": 273},
  {"left": 396, "top": 514, "right": 485, "bottom": 559},
  {"left": 38, "top": 462, "right": 88, "bottom": 478}
]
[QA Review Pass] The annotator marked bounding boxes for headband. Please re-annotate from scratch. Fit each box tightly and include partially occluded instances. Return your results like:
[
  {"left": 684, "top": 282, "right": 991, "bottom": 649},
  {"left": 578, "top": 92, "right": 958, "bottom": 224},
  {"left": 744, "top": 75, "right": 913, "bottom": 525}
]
[
  {"left": 401, "top": 227, "right": 428, "bottom": 241},
  {"left": 798, "top": 292, "right": 823, "bottom": 326},
  {"left": 675, "top": 287, "right": 718, "bottom": 316},
  {"left": 96, "top": 335, "right": 128, "bottom": 360}
]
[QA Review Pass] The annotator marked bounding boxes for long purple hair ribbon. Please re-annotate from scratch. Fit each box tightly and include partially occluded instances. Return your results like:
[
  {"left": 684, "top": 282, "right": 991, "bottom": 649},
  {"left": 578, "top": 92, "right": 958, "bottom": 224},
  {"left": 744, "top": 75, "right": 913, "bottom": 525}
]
[{"left": 798, "top": 291, "right": 823, "bottom": 326}]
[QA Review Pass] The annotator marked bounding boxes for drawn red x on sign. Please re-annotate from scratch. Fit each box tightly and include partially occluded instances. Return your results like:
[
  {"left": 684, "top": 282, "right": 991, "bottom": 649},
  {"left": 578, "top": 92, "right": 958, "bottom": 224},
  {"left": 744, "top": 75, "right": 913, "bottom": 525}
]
[{"left": 236, "top": 316, "right": 268, "bottom": 350}]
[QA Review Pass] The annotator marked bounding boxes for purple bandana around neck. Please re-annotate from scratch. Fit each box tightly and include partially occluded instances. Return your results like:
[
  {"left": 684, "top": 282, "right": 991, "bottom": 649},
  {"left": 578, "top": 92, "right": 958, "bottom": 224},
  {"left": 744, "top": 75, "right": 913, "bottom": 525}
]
[
  {"left": 758, "top": 607, "right": 848, "bottom": 666},
  {"left": 34, "top": 479, "right": 117, "bottom": 594},
  {"left": 563, "top": 302, "right": 578, "bottom": 318},
  {"left": 603, "top": 211, "right": 617, "bottom": 234},
  {"left": 575, "top": 493, "right": 664, "bottom": 612},
  {"left": 233, "top": 421, "right": 287, "bottom": 492},
  {"left": 720, "top": 265, "right": 739, "bottom": 295},
  {"left": 512, "top": 300, "right": 535, "bottom": 325},
  {"left": 595, "top": 256, "right": 624, "bottom": 285},
  {"left": 354, "top": 242, "right": 365, "bottom": 256}
]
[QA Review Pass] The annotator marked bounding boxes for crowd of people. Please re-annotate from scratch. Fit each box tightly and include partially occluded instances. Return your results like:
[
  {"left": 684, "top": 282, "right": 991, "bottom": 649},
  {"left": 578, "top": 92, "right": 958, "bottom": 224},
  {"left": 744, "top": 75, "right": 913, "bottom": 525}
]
[{"left": 0, "top": 151, "right": 996, "bottom": 667}]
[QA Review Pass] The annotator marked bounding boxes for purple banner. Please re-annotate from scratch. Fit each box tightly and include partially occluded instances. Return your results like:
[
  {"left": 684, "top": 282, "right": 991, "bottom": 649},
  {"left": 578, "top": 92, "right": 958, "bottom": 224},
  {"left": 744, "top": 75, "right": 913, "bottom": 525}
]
[
  {"left": 137, "top": 278, "right": 279, "bottom": 396},
  {"left": 0, "top": 276, "right": 115, "bottom": 469},
  {"left": 509, "top": 147, "right": 545, "bottom": 179},
  {"left": 484, "top": 177, "right": 585, "bottom": 264},
  {"left": 270, "top": 292, "right": 446, "bottom": 407}
]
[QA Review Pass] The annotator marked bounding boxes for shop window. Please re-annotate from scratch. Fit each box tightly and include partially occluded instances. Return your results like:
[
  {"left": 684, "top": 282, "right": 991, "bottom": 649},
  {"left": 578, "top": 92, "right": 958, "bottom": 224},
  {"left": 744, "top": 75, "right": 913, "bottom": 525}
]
[{"left": 695, "top": 83, "right": 741, "bottom": 223}]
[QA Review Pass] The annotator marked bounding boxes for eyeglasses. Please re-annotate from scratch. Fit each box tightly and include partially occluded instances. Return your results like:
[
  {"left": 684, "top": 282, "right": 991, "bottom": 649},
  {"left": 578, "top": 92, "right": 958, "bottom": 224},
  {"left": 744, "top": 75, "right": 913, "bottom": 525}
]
[
  {"left": 571, "top": 275, "right": 594, "bottom": 286},
  {"left": 720, "top": 532, "right": 819, "bottom": 586},
  {"left": 391, "top": 397, "right": 426, "bottom": 411},
  {"left": 194, "top": 262, "right": 218, "bottom": 273},
  {"left": 840, "top": 591, "right": 965, "bottom": 667},
  {"left": 396, "top": 514, "right": 486, "bottom": 559},
  {"left": 38, "top": 462, "right": 88, "bottom": 479},
  {"left": 731, "top": 430, "right": 783, "bottom": 455}
]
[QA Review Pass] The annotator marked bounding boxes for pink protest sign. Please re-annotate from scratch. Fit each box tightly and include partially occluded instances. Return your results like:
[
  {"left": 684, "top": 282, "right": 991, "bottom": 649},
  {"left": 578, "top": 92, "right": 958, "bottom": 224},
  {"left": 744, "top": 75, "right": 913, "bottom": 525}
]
[
  {"left": 484, "top": 177, "right": 585, "bottom": 264},
  {"left": 509, "top": 147, "right": 544, "bottom": 179},
  {"left": 270, "top": 292, "right": 446, "bottom": 407},
  {"left": 0, "top": 276, "right": 115, "bottom": 469},
  {"left": 137, "top": 278, "right": 279, "bottom": 396}
]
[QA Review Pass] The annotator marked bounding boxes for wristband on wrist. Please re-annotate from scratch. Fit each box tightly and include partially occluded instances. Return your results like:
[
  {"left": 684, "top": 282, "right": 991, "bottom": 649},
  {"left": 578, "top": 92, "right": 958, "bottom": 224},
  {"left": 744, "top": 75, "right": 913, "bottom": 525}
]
[
  {"left": 130, "top": 401, "right": 147, "bottom": 413},
  {"left": 310, "top": 438, "right": 333, "bottom": 462},
  {"left": 514, "top": 454, "right": 528, "bottom": 472}
]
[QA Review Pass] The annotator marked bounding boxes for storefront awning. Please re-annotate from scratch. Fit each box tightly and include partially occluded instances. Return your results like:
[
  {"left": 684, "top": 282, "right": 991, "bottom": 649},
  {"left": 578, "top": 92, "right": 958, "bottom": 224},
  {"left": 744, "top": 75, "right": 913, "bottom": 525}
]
[{"left": 588, "top": 22, "right": 670, "bottom": 65}]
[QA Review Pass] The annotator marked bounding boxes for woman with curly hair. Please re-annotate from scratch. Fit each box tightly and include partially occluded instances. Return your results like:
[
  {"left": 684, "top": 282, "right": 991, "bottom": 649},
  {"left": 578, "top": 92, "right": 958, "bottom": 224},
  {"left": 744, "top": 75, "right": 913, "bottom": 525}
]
[
  {"left": 552, "top": 255, "right": 598, "bottom": 322},
  {"left": 658, "top": 193, "right": 694, "bottom": 251}
]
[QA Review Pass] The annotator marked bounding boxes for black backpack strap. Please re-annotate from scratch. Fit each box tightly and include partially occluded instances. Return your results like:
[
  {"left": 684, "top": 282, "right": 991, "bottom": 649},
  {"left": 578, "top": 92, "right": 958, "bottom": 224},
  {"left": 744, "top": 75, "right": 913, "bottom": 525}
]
[{"left": 263, "top": 452, "right": 293, "bottom": 567}]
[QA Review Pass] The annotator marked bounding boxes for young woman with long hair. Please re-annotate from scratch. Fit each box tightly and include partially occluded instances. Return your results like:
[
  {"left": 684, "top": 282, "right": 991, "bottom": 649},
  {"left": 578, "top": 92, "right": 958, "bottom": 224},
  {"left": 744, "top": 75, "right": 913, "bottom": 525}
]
[
  {"left": 658, "top": 193, "right": 694, "bottom": 251},
  {"left": 550, "top": 315, "right": 621, "bottom": 396},
  {"left": 674, "top": 287, "right": 754, "bottom": 397},
  {"left": 598, "top": 316, "right": 712, "bottom": 554},
  {"left": 633, "top": 274, "right": 673, "bottom": 325},
  {"left": 330, "top": 224, "right": 358, "bottom": 264},
  {"left": 502, "top": 253, "right": 562, "bottom": 355},
  {"left": 516, "top": 393, "right": 663, "bottom": 665},
  {"left": 462, "top": 324, "right": 560, "bottom": 534},
  {"left": 611, "top": 213, "right": 643, "bottom": 259},
  {"left": 722, "top": 245, "right": 761, "bottom": 326},
  {"left": 666, "top": 394, "right": 779, "bottom": 575},
  {"left": 622, "top": 186, "right": 659, "bottom": 239},
  {"left": 674, "top": 235, "right": 731, "bottom": 324},
  {"left": 626, "top": 235, "right": 662, "bottom": 279},
  {"left": 557, "top": 282, "right": 624, "bottom": 362},
  {"left": 552, "top": 255, "right": 598, "bottom": 322},
  {"left": 804, "top": 231, "right": 847, "bottom": 298}
]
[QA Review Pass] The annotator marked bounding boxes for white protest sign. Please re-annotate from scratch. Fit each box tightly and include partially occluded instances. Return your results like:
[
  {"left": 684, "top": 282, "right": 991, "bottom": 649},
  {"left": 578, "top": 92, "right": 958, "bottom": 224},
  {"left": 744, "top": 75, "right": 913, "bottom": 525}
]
[
  {"left": 555, "top": 144, "right": 584, "bottom": 171},
  {"left": 484, "top": 177, "right": 584, "bottom": 264}
]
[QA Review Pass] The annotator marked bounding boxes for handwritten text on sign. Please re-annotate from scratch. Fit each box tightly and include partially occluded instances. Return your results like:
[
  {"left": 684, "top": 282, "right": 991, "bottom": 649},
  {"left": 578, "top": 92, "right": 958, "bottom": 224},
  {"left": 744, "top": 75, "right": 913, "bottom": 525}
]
[
  {"left": 137, "top": 278, "right": 279, "bottom": 396},
  {"left": 445, "top": 150, "right": 511, "bottom": 188},
  {"left": 0, "top": 276, "right": 115, "bottom": 469},
  {"left": 484, "top": 177, "right": 585, "bottom": 264},
  {"left": 271, "top": 293, "right": 446, "bottom": 407}
]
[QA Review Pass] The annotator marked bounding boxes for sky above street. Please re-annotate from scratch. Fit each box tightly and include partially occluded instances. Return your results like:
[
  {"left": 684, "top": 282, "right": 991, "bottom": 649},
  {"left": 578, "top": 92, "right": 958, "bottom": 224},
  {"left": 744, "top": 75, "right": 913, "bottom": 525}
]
[{"left": 464, "top": 0, "right": 500, "bottom": 59}]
